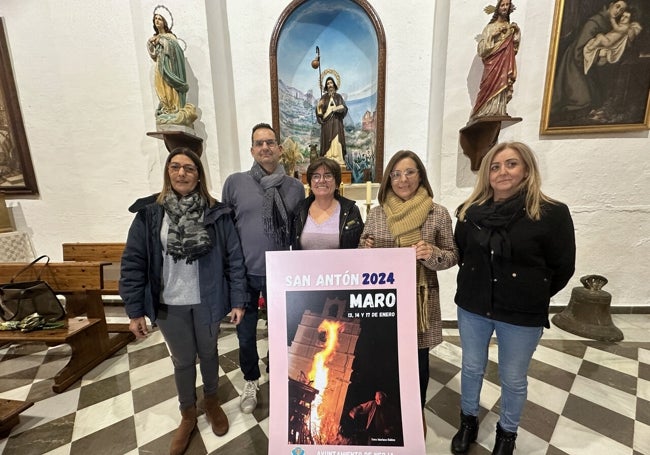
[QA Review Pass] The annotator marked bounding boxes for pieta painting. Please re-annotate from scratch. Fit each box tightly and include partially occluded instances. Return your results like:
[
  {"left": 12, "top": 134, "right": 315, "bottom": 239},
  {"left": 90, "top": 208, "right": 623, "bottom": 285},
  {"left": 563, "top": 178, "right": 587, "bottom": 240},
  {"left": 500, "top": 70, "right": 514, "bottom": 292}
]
[
  {"left": 270, "top": 0, "right": 386, "bottom": 183},
  {"left": 540, "top": 0, "right": 650, "bottom": 134}
]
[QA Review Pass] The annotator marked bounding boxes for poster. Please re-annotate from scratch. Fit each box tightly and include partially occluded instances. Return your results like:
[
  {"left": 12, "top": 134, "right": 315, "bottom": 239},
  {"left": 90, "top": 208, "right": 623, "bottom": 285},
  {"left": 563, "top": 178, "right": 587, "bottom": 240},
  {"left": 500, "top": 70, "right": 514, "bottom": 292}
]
[{"left": 266, "top": 248, "right": 426, "bottom": 455}]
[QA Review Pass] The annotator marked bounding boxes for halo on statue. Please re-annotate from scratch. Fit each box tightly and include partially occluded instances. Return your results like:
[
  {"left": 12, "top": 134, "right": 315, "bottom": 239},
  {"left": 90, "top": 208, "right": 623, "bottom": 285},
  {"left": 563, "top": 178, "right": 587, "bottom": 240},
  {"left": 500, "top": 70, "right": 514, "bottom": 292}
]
[
  {"left": 153, "top": 4, "right": 174, "bottom": 30},
  {"left": 320, "top": 68, "right": 341, "bottom": 93},
  {"left": 483, "top": 3, "right": 516, "bottom": 15},
  {"left": 152, "top": 5, "right": 187, "bottom": 51}
]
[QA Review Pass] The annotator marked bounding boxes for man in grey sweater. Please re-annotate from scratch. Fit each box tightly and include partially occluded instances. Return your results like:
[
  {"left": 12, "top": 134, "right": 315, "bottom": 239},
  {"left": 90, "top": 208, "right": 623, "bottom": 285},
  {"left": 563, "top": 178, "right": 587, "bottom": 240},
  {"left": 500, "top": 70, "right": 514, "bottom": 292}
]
[{"left": 222, "top": 123, "right": 304, "bottom": 413}]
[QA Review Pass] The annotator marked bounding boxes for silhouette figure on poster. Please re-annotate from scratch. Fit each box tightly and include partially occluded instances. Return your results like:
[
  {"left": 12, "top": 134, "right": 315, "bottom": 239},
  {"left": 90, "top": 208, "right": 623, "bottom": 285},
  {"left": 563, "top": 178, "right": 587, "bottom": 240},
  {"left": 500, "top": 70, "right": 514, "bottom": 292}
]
[{"left": 348, "top": 391, "right": 402, "bottom": 446}]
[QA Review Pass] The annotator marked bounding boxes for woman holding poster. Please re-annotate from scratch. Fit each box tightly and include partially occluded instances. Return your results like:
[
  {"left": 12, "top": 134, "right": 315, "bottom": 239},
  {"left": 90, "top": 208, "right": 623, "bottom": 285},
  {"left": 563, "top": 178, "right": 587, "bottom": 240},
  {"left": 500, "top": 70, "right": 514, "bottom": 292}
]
[
  {"left": 453, "top": 142, "right": 575, "bottom": 455},
  {"left": 358, "top": 150, "right": 459, "bottom": 432}
]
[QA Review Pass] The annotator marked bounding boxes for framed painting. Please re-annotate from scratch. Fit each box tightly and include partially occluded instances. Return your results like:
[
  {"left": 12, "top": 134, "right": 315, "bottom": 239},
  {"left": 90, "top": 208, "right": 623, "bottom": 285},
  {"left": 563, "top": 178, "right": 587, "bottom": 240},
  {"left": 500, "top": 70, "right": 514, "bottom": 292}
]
[
  {"left": 270, "top": 0, "right": 386, "bottom": 183},
  {"left": 540, "top": 0, "right": 650, "bottom": 135},
  {"left": 0, "top": 18, "right": 38, "bottom": 195}
]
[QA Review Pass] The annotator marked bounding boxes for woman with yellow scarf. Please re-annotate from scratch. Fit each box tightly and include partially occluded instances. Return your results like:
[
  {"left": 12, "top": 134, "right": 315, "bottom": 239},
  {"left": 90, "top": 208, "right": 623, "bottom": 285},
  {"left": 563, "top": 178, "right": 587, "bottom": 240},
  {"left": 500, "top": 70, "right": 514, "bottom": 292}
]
[{"left": 359, "top": 150, "right": 458, "bottom": 436}]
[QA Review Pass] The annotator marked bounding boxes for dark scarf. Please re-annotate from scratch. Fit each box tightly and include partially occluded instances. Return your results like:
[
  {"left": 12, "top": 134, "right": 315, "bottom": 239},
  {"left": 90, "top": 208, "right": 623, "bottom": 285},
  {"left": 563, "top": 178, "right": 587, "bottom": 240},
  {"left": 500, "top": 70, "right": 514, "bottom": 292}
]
[
  {"left": 162, "top": 191, "right": 212, "bottom": 263},
  {"left": 465, "top": 192, "right": 526, "bottom": 260},
  {"left": 250, "top": 162, "right": 290, "bottom": 247}
]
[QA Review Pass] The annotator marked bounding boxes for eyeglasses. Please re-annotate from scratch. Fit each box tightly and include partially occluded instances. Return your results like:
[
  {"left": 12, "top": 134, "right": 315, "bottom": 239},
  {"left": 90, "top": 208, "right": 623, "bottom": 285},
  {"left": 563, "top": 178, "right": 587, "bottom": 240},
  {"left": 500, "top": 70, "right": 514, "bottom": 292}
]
[
  {"left": 311, "top": 173, "right": 334, "bottom": 182},
  {"left": 168, "top": 163, "right": 198, "bottom": 174},
  {"left": 389, "top": 168, "right": 419, "bottom": 180},
  {"left": 253, "top": 139, "right": 277, "bottom": 148}
]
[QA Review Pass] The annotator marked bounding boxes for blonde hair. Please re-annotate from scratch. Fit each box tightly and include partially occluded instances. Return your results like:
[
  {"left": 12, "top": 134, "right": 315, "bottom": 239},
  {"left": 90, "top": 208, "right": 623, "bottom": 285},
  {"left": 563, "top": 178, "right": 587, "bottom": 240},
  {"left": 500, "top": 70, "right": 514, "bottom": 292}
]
[
  {"left": 156, "top": 147, "right": 216, "bottom": 207},
  {"left": 457, "top": 142, "right": 555, "bottom": 221}
]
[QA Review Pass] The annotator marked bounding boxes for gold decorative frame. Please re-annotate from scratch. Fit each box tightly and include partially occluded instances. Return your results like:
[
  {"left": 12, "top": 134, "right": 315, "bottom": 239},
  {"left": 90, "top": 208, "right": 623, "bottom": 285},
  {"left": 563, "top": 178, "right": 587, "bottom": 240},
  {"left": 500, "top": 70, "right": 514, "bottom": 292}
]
[
  {"left": 540, "top": 0, "right": 650, "bottom": 135},
  {"left": 0, "top": 18, "right": 38, "bottom": 195}
]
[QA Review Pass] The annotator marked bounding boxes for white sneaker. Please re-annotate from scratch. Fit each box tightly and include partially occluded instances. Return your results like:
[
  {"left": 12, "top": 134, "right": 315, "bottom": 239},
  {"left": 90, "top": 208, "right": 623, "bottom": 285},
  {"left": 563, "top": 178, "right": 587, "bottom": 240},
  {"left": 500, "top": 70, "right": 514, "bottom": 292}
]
[{"left": 240, "top": 379, "right": 259, "bottom": 414}]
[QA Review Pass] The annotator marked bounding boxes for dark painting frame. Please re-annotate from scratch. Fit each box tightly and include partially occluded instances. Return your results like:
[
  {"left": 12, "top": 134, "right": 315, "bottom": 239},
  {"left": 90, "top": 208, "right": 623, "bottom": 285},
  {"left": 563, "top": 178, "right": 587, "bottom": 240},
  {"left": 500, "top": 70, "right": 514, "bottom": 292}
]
[
  {"left": 540, "top": 0, "right": 650, "bottom": 135},
  {"left": 270, "top": 0, "right": 386, "bottom": 183},
  {"left": 0, "top": 18, "right": 38, "bottom": 195}
]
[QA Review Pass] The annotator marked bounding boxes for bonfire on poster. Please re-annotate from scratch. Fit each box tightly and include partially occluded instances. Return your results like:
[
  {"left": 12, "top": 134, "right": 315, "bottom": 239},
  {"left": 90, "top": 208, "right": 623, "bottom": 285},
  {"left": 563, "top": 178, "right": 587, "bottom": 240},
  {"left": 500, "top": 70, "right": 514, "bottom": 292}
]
[{"left": 286, "top": 289, "right": 403, "bottom": 446}]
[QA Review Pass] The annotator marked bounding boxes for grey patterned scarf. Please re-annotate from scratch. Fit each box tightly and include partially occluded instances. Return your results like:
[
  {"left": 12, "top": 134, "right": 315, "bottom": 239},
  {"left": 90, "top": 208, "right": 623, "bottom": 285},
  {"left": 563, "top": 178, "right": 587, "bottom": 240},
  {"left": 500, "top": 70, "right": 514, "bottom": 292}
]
[
  {"left": 162, "top": 191, "right": 212, "bottom": 263},
  {"left": 250, "top": 162, "right": 290, "bottom": 247}
]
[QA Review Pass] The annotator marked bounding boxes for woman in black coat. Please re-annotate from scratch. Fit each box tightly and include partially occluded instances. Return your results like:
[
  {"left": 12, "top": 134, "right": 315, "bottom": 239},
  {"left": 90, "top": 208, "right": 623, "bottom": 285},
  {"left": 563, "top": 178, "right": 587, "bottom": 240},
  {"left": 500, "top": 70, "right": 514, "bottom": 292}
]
[{"left": 452, "top": 142, "right": 575, "bottom": 455}]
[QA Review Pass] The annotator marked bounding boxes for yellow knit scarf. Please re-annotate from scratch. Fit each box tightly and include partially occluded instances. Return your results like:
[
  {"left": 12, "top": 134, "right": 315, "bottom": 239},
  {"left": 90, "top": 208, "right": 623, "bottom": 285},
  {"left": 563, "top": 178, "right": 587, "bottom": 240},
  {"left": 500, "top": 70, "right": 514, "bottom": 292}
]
[{"left": 384, "top": 187, "right": 433, "bottom": 333}]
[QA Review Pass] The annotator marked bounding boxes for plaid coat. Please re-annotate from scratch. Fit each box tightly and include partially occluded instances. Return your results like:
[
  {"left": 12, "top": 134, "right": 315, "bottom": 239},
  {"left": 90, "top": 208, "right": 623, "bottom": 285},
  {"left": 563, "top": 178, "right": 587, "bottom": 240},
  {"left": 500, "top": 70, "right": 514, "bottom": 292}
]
[{"left": 359, "top": 202, "right": 459, "bottom": 348}]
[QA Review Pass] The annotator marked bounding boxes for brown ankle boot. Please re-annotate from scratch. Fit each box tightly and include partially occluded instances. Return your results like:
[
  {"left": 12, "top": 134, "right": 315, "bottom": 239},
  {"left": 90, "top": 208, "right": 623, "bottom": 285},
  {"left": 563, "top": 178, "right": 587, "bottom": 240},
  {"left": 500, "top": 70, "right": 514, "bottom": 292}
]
[
  {"left": 170, "top": 406, "right": 197, "bottom": 455},
  {"left": 204, "top": 394, "right": 229, "bottom": 436}
]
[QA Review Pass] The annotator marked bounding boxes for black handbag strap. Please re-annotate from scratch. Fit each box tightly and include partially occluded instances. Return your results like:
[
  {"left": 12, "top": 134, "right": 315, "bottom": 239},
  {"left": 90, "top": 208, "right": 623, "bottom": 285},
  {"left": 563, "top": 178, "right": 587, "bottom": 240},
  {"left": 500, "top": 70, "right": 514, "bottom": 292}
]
[{"left": 10, "top": 255, "right": 51, "bottom": 283}]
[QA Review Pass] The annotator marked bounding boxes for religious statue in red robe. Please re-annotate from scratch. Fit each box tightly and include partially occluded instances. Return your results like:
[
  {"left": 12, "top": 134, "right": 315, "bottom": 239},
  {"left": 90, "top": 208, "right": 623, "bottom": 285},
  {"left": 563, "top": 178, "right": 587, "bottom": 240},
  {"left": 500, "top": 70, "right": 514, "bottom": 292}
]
[{"left": 470, "top": 0, "right": 520, "bottom": 120}]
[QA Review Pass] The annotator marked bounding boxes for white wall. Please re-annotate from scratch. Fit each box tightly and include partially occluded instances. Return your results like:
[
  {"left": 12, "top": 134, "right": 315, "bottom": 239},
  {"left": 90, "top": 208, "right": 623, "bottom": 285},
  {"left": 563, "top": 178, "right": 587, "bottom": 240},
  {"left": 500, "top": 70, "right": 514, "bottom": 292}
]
[{"left": 0, "top": 0, "right": 647, "bottom": 318}]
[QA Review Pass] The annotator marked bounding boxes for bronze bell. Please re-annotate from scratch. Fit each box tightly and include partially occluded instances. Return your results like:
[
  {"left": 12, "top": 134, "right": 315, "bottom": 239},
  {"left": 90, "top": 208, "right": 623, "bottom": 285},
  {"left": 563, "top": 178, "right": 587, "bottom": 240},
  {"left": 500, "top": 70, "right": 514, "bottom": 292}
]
[{"left": 551, "top": 274, "right": 623, "bottom": 342}]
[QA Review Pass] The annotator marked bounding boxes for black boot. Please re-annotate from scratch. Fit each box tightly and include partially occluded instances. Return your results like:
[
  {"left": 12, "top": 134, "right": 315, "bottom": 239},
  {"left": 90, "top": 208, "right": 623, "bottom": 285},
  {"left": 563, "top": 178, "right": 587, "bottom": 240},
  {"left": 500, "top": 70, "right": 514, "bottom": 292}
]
[
  {"left": 451, "top": 411, "right": 479, "bottom": 454},
  {"left": 491, "top": 422, "right": 517, "bottom": 455}
]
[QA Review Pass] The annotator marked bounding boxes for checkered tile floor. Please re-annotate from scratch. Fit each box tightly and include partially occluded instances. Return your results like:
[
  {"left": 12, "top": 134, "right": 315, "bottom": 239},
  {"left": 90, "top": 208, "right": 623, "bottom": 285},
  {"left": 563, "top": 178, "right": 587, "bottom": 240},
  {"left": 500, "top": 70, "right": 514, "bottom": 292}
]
[{"left": 1, "top": 312, "right": 649, "bottom": 454}]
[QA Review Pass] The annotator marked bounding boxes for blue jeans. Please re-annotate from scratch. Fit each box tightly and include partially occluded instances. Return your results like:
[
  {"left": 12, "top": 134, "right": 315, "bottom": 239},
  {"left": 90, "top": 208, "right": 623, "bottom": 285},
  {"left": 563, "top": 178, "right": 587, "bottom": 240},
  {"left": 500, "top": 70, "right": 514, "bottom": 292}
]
[
  {"left": 236, "top": 275, "right": 265, "bottom": 381},
  {"left": 457, "top": 307, "right": 543, "bottom": 433},
  {"left": 156, "top": 304, "right": 220, "bottom": 410}
]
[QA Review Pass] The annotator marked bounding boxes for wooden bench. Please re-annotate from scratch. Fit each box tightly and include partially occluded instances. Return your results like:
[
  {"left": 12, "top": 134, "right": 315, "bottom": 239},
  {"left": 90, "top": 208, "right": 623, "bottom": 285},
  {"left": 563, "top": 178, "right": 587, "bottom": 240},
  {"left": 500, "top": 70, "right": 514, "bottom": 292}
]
[
  {"left": 62, "top": 242, "right": 125, "bottom": 293},
  {"left": 62, "top": 242, "right": 128, "bottom": 333},
  {"left": 0, "top": 261, "right": 134, "bottom": 393},
  {"left": 0, "top": 399, "right": 34, "bottom": 438}
]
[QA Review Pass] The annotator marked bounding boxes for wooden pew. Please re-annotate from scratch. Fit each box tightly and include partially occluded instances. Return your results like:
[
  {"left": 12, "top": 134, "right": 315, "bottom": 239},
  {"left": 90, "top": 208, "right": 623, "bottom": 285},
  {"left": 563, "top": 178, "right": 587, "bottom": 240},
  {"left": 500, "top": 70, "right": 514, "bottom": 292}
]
[
  {"left": 61, "top": 243, "right": 125, "bottom": 293},
  {"left": 0, "top": 399, "right": 34, "bottom": 438},
  {"left": 0, "top": 261, "right": 134, "bottom": 393},
  {"left": 61, "top": 242, "right": 128, "bottom": 333}
]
